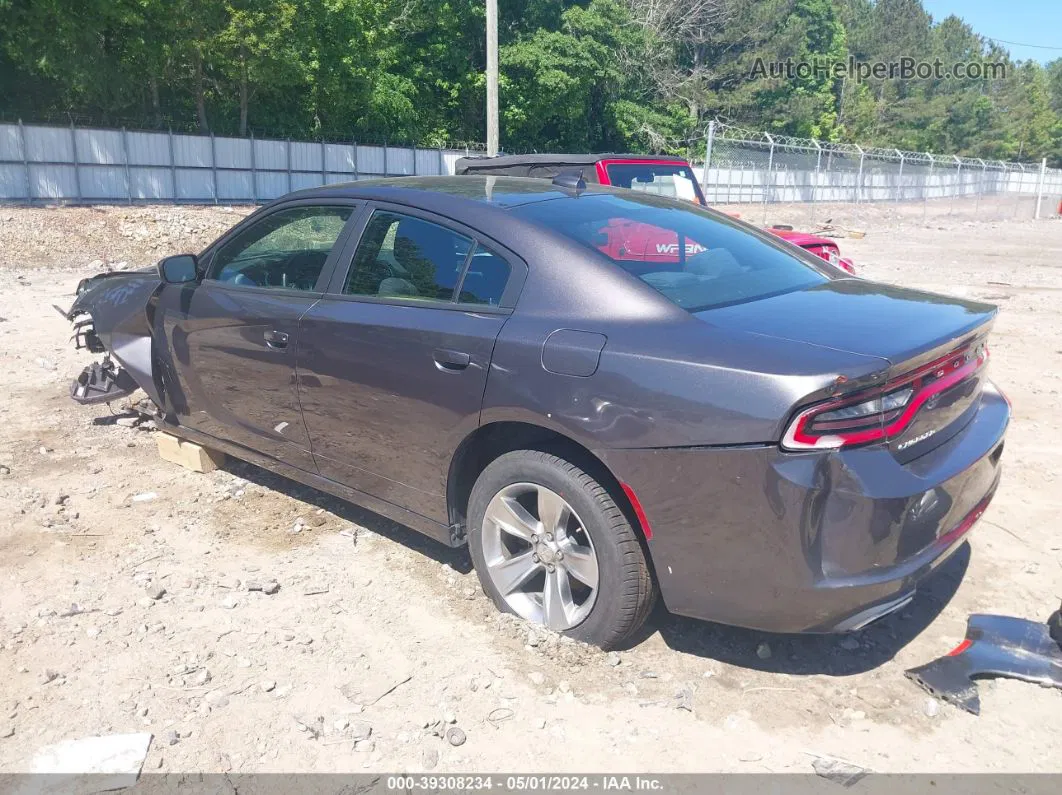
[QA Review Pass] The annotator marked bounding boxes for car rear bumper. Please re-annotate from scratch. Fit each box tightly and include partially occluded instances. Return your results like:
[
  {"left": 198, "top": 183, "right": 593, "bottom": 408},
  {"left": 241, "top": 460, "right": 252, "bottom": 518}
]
[{"left": 599, "top": 384, "right": 1009, "bottom": 634}]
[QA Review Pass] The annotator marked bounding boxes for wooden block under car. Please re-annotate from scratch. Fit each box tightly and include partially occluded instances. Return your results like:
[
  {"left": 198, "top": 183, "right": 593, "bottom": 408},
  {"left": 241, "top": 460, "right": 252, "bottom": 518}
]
[{"left": 156, "top": 433, "right": 225, "bottom": 473}]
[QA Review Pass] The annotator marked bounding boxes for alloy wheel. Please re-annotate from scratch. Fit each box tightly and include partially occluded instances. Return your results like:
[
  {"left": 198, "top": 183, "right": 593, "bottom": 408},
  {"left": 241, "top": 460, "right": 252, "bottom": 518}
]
[{"left": 481, "top": 482, "right": 599, "bottom": 630}]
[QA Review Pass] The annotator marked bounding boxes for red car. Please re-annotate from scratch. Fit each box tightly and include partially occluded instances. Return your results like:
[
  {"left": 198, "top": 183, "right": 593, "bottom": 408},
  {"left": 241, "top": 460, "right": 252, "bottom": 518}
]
[
  {"left": 769, "top": 228, "right": 856, "bottom": 275},
  {"left": 455, "top": 153, "right": 856, "bottom": 275}
]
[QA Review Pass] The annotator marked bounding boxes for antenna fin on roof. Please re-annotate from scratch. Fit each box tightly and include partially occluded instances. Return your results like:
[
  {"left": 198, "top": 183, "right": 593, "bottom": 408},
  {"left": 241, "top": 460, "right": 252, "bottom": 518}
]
[{"left": 552, "top": 170, "right": 586, "bottom": 192}]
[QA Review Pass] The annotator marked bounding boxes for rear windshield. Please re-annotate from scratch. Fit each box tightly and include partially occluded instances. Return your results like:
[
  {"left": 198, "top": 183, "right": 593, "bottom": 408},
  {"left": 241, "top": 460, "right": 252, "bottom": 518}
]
[
  {"left": 604, "top": 163, "right": 705, "bottom": 205},
  {"left": 513, "top": 193, "right": 828, "bottom": 312}
]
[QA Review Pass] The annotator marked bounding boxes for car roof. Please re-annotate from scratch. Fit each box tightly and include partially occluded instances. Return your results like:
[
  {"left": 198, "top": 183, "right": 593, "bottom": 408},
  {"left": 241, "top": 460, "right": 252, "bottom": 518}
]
[
  {"left": 272, "top": 175, "right": 700, "bottom": 322},
  {"left": 283, "top": 175, "right": 587, "bottom": 209},
  {"left": 278, "top": 175, "right": 650, "bottom": 236},
  {"left": 275, "top": 175, "right": 746, "bottom": 243},
  {"left": 454, "top": 153, "right": 690, "bottom": 174},
  {"left": 274, "top": 176, "right": 633, "bottom": 260}
]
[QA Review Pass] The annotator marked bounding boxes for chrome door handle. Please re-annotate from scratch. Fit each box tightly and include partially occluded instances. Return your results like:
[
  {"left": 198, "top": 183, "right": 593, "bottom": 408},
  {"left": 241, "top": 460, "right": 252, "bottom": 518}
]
[{"left": 433, "top": 348, "right": 470, "bottom": 371}]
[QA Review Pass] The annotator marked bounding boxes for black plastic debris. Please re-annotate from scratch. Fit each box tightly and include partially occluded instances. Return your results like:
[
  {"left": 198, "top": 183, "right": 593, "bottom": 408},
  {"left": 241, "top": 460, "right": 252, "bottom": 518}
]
[
  {"left": 905, "top": 605, "right": 1062, "bottom": 715},
  {"left": 70, "top": 356, "right": 138, "bottom": 405}
]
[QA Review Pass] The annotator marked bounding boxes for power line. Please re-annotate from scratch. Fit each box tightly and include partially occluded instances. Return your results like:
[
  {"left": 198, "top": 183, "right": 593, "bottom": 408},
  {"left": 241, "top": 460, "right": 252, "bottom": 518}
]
[
  {"left": 918, "top": 0, "right": 1062, "bottom": 53},
  {"left": 985, "top": 36, "right": 1062, "bottom": 52}
]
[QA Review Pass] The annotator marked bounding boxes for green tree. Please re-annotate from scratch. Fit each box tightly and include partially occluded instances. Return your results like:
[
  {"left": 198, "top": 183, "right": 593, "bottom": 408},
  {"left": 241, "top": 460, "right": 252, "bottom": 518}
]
[
  {"left": 500, "top": 0, "right": 651, "bottom": 151},
  {"left": 1, "top": 0, "right": 1059, "bottom": 164},
  {"left": 1045, "top": 59, "right": 1062, "bottom": 114}
]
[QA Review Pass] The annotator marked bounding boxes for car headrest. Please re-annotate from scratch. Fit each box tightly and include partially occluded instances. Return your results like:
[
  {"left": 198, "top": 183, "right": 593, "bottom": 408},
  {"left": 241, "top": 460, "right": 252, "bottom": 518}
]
[{"left": 378, "top": 277, "right": 418, "bottom": 297}]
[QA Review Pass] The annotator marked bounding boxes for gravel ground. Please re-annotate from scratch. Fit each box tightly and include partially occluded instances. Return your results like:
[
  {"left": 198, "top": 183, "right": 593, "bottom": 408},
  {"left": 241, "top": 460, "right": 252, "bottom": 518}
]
[{"left": 0, "top": 200, "right": 1060, "bottom": 775}]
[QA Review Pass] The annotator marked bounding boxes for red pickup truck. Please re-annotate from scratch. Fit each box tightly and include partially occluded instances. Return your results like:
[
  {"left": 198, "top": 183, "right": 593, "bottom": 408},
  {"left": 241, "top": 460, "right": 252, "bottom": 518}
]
[{"left": 455, "top": 153, "right": 856, "bottom": 275}]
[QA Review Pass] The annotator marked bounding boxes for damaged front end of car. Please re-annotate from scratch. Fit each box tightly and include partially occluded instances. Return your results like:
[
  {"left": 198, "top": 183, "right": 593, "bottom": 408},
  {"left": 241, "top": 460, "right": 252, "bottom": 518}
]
[{"left": 57, "top": 268, "right": 164, "bottom": 408}]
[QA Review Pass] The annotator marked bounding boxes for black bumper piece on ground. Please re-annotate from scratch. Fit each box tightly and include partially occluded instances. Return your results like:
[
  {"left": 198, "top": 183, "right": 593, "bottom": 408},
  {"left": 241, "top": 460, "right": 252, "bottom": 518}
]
[
  {"left": 905, "top": 606, "right": 1062, "bottom": 714},
  {"left": 71, "top": 357, "right": 139, "bottom": 405}
]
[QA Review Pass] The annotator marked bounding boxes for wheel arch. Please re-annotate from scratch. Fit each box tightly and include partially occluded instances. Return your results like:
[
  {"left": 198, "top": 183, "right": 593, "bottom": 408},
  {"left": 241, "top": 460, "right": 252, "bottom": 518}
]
[{"left": 446, "top": 421, "right": 652, "bottom": 548}]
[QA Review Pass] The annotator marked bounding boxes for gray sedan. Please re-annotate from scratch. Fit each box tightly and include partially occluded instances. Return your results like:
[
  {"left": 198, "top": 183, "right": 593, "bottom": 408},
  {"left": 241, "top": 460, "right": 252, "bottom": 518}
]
[{"left": 64, "top": 176, "right": 1009, "bottom": 649}]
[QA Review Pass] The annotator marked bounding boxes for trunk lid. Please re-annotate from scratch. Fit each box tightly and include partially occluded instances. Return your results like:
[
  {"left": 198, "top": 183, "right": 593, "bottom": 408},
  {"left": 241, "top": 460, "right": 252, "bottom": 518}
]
[{"left": 698, "top": 279, "right": 997, "bottom": 459}]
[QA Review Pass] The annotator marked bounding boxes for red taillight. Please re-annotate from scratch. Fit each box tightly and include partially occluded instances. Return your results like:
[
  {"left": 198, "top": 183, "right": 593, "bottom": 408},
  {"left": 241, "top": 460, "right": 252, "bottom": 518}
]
[{"left": 782, "top": 342, "right": 989, "bottom": 451}]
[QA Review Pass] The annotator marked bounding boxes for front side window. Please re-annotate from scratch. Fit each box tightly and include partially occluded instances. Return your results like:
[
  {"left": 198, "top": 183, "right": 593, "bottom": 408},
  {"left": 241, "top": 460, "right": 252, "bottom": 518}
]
[
  {"left": 344, "top": 211, "right": 472, "bottom": 302},
  {"left": 513, "top": 192, "right": 827, "bottom": 312},
  {"left": 604, "top": 163, "right": 705, "bottom": 205},
  {"left": 208, "top": 205, "right": 353, "bottom": 290}
]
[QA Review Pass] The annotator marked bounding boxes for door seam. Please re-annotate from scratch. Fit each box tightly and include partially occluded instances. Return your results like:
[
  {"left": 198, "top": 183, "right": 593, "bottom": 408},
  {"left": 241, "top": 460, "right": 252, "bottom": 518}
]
[
  {"left": 293, "top": 297, "right": 324, "bottom": 472},
  {"left": 475, "top": 312, "right": 514, "bottom": 428}
]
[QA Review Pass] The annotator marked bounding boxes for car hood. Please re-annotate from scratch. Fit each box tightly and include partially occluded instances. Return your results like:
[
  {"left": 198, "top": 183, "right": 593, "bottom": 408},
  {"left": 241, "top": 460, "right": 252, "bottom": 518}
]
[{"left": 696, "top": 279, "right": 997, "bottom": 366}]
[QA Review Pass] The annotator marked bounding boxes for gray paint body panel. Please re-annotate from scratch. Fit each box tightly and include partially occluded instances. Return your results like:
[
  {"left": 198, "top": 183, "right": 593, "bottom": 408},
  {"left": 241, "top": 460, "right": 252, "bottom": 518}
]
[{"left": 541, "top": 329, "right": 607, "bottom": 377}]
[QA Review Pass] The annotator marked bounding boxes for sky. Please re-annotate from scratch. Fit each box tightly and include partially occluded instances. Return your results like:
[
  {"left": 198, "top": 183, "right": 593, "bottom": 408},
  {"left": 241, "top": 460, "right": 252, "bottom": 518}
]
[{"left": 920, "top": 0, "right": 1062, "bottom": 63}]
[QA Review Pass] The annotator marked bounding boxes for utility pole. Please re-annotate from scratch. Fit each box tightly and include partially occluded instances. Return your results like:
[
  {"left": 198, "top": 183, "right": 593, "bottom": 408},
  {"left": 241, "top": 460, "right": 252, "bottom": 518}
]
[
  {"left": 1035, "top": 157, "right": 1047, "bottom": 219},
  {"left": 486, "top": 0, "right": 499, "bottom": 156}
]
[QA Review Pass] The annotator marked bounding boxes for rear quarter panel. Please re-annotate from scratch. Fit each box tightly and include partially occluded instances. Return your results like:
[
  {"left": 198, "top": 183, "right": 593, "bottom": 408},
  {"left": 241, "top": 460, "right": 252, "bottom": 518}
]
[
  {"left": 479, "top": 219, "right": 888, "bottom": 450},
  {"left": 482, "top": 312, "right": 890, "bottom": 450}
]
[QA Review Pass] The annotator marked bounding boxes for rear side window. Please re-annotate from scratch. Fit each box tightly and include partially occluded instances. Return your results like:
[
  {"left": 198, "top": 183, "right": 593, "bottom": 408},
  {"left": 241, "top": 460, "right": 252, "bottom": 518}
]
[
  {"left": 344, "top": 211, "right": 472, "bottom": 302},
  {"left": 457, "top": 245, "right": 511, "bottom": 306},
  {"left": 513, "top": 193, "right": 827, "bottom": 312}
]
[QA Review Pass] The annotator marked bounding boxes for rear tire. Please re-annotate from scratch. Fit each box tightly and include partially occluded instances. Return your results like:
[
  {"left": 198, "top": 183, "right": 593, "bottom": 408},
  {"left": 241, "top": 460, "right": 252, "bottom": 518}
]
[{"left": 467, "top": 449, "right": 655, "bottom": 649}]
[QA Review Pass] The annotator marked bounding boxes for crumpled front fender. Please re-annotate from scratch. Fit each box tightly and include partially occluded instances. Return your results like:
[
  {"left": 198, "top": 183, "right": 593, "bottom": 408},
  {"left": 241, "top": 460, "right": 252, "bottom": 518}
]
[
  {"left": 64, "top": 269, "right": 163, "bottom": 408},
  {"left": 67, "top": 268, "right": 158, "bottom": 318}
]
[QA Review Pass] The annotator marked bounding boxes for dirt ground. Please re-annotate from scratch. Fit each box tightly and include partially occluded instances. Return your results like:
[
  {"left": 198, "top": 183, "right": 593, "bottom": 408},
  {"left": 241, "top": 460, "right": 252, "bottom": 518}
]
[{"left": 0, "top": 199, "right": 1060, "bottom": 775}]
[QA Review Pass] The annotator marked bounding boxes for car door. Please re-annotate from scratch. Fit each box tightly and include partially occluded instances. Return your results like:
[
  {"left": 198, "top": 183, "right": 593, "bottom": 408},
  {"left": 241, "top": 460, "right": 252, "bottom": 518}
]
[
  {"left": 297, "top": 205, "right": 523, "bottom": 524},
  {"left": 154, "top": 200, "right": 359, "bottom": 470}
]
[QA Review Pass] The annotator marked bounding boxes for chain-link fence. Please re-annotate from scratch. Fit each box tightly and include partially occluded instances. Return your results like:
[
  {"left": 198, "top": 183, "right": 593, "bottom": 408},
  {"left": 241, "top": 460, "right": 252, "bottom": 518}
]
[{"left": 699, "top": 121, "right": 1062, "bottom": 226}]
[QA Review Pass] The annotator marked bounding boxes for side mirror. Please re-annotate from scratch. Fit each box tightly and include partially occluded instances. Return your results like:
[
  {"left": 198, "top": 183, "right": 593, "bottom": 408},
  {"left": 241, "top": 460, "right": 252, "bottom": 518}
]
[{"left": 158, "top": 254, "right": 199, "bottom": 284}]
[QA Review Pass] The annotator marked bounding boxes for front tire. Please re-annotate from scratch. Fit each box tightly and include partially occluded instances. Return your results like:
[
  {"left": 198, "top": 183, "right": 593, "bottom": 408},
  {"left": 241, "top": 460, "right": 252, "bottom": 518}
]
[{"left": 467, "top": 450, "right": 655, "bottom": 649}]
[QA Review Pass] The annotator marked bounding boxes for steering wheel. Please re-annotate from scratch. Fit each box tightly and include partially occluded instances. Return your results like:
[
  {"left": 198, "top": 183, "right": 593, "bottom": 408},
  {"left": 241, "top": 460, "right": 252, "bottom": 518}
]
[
  {"left": 231, "top": 272, "right": 259, "bottom": 287},
  {"left": 285, "top": 250, "right": 327, "bottom": 290}
]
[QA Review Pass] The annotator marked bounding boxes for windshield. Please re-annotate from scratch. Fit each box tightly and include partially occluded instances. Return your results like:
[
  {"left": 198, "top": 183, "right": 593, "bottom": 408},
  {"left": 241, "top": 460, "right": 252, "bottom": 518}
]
[
  {"left": 513, "top": 192, "right": 828, "bottom": 312},
  {"left": 604, "top": 162, "right": 705, "bottom": 205}
]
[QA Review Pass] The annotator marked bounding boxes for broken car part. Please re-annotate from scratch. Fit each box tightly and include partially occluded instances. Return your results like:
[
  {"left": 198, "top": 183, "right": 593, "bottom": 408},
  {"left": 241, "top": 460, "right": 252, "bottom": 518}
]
[
  {"left": 70, "top": 356, "right": 139, "bottom": 405},
  {"left": 905, "top": 606, "right": 1062, "bottom": 714},
  {"left": 61, "top": 267, "right": 163, "bottom": 410}
]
